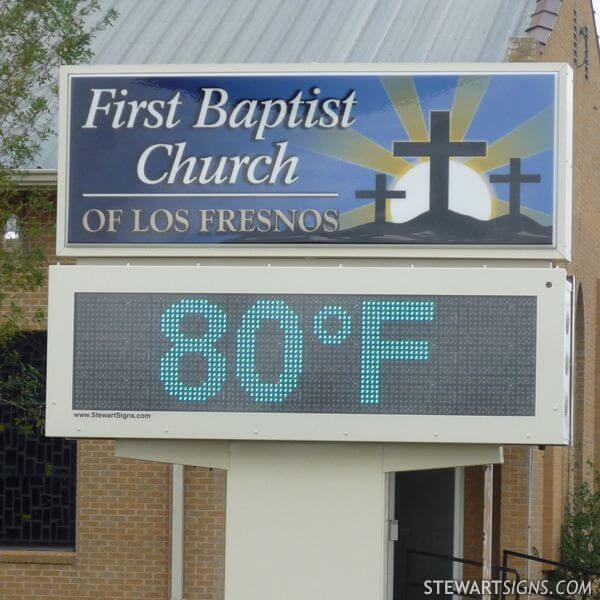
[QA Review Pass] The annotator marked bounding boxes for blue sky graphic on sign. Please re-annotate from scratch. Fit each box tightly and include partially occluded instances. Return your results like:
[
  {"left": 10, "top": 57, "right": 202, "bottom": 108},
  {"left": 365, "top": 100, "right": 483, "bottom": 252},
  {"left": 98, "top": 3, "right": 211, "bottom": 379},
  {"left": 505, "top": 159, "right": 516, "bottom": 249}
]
[{"left": 65, "top": 72, "right": 557, "bottom": 246}]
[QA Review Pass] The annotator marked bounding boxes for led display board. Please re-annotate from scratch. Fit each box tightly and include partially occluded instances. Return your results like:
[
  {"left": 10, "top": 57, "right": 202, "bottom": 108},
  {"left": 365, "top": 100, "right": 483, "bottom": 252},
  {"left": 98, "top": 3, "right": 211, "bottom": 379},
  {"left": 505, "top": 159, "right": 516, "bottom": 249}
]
[
  {"left": 57, "top": 63, "right": 572, "bottom": 259},
  {"left": 72, "top": 293, "right": 535, "bottom": 415},
  {"left": 46, "top": 266, "right": 571, "bottom": 444}
]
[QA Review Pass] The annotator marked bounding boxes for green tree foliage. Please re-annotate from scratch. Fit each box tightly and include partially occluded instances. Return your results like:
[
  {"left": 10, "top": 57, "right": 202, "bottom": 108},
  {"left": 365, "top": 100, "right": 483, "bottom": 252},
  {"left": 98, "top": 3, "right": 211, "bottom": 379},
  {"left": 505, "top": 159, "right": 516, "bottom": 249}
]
[
  {"left": 0, "top": 0, "right": 117, "bottom": 432},
  {"left": 1, "top": 345, "right": 44, "bottom": 435},
  {"left": 554, "top": 471, "right": 600, "bottom": 599}
]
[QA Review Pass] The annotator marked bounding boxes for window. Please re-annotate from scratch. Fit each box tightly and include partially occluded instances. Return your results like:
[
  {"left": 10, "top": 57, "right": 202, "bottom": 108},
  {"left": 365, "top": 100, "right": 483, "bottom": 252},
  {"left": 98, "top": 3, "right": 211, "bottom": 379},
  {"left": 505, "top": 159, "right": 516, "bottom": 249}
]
[
  {"left": 2, "top": 214, "right": 20, "bottom": 250},
  {"left": 0, "top": 332, "right": 76, "bottom": 548}
]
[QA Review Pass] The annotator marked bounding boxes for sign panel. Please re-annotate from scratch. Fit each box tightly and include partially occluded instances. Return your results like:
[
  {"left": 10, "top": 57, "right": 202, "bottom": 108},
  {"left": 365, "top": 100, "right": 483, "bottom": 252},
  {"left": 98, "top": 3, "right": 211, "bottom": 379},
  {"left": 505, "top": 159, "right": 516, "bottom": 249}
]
[
  {"left": 46, "top": 266, "right": 571, "bottom": 444},
  {"left": 57, "top": 63, "right": 572, "bottom": 259}
]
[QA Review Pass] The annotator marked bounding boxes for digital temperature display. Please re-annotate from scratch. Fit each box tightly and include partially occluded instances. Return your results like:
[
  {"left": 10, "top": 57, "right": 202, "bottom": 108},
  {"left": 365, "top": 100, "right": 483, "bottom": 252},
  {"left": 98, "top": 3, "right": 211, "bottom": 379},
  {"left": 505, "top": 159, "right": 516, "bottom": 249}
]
[{"left": 72, "top": 292, "right": 537, "bottom": 416}]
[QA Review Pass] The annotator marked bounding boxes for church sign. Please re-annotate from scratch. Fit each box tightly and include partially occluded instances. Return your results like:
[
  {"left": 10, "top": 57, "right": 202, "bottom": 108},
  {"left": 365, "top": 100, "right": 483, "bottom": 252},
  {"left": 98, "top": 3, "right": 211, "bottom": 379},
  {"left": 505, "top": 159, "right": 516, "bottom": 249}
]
[{"left": 56, "top": 64, "right": 572, "bottom": 258}]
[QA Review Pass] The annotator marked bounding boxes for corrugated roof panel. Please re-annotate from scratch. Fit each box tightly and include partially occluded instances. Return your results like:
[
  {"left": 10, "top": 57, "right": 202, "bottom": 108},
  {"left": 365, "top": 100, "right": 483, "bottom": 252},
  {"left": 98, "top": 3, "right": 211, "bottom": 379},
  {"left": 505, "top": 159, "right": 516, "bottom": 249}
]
[
  {"left": 245, "top": 1, "right": 314, "bottom": 63},
  {"left": 345, "top": 0, "right": 407, "bottom": 61},
  {"left": 175, "top": 1, "right": 231, "bottom": 63},
  {"left": 85, "top": 0, "right": 537, "bottom": 65},
  {"left": 439, "top": 1, "right": 500, "bottom": 61},
  {"left": 380, "top": 2, "right": 452, "bottom": 62},
  {"left": 283, "top": 0, "right": 336, "bottom": 62},
  {"left": 315, "top": 0, "right": 381, "bottom": 61},
  {"left": 211, "top": 0, "right": 278, "bottom": 63},
  {"left": 196, "top": 1, "right": 258, "bottom": 62},
  {"left": 28, "top": 0, "right": 538, "bottom": 170}
]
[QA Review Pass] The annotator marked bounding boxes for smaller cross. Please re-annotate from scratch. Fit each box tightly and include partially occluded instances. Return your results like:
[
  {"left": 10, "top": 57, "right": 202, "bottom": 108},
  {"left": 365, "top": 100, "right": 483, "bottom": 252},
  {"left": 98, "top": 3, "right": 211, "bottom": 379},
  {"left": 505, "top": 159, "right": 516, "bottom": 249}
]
[
  {"left": 355, "top": 173, "right": 406, "bottom": 224},
  {"left": 489, "top": 158, "right": 541, "bottom": 221}
]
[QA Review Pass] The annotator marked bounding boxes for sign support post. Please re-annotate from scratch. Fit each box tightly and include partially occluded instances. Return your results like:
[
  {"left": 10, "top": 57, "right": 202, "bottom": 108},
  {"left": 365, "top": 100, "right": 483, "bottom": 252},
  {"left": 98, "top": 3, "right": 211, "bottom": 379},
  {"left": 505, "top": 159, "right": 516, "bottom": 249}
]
[
  {"left": 224, "top": 442, "right": 386, "bottom": 600},
  {"left": 115, "top": 439, "right": 505, "bottom": 600}
]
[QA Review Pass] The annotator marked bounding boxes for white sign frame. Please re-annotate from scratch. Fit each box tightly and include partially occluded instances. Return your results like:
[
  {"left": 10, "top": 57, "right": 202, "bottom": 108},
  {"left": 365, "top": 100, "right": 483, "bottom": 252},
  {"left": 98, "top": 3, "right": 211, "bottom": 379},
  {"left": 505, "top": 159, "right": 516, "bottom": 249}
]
[
  {"left": 46, "top": 265, "right": 570, "bottom": 444},
  {"left": 56, "top": 62, "right": 573, "bottom": 260}
]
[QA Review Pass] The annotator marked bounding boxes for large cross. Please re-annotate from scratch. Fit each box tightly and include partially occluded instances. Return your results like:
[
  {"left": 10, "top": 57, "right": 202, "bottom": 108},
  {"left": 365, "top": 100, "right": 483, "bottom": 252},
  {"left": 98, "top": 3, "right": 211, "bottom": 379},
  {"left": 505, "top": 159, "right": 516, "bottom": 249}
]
[
  {"left": 489, "top": 158, "right": 541, "bottom": 221},
  {"left": 393, "top": 111, "right": 487, "bottom": 216},
  {"left": 355, "top": 173, "right": 406, "bottom": 224}
]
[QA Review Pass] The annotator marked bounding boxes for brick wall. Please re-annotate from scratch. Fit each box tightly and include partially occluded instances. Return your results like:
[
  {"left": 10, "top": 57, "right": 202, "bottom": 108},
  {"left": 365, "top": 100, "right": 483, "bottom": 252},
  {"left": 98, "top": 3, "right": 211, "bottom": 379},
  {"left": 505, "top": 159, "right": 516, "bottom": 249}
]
[
  {"left": 183, "top": 467, "right": 226, "bottom": 600},
  {"left": 0, "top": 441, "right": 171, "bottom": 599},
  {"left": 461, "top": 0, "right": 600, "bottom": 572},
  {"left": 542, "top": 0, "right": 600, "bottom": 488},
  {"left": 0, "top": 443, "right": 227, "bottom": 599},
  {"left": 517, "top": 0, "right": 600, "bottom": 564},
  {"left": 462, "top": 466, "right": 483, "bottom": 579}
]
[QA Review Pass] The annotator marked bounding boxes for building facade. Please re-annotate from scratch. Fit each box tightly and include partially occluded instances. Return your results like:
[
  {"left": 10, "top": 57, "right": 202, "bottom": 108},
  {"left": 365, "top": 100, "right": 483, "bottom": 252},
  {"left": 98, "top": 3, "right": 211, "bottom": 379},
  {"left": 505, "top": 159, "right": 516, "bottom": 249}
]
[{"left": 1, "top": 0, "right": 599, "bottom": 598}]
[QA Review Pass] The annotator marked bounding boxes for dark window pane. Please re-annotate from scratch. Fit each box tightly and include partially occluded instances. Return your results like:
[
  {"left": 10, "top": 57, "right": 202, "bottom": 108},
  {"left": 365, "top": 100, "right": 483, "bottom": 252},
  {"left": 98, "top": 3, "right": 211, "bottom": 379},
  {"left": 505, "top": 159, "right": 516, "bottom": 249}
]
[{"left": 0, "top": 332, "right": 76, "bottom": 548}]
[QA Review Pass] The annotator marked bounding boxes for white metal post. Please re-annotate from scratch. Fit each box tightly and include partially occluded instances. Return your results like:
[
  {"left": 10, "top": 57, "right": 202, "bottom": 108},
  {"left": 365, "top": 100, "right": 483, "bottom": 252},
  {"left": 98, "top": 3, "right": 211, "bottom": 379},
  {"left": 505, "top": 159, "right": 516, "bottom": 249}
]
[
  {"left": 482, "top": 464, "right": 494, "bottom": 600},
  {"left": 171, "top": 464, "right": 185, "bottom": 600}
]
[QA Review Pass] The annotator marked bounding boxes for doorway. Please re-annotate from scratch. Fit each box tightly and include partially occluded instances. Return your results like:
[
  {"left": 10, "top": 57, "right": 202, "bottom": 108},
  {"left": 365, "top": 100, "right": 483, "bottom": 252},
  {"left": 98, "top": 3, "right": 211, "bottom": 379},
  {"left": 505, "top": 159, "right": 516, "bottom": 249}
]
[{"left": 389, "top": 468, "right": 464, "bottom": 600}]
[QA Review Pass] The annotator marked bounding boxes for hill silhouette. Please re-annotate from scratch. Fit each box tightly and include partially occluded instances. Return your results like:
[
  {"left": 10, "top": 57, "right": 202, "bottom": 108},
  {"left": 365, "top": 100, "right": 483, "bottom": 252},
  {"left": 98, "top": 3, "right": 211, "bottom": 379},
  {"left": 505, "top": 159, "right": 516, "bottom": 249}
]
[{"left": 232, "top": 210, "right": 552, "bottom": 245}]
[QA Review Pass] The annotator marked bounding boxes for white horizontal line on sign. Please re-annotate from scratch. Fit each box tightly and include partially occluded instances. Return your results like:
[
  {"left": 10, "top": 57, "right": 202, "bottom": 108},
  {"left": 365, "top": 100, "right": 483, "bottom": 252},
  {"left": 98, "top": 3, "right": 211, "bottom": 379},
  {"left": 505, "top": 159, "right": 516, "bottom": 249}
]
[{"left": 82, "top": 193, "right": 339, "bottom": 198}]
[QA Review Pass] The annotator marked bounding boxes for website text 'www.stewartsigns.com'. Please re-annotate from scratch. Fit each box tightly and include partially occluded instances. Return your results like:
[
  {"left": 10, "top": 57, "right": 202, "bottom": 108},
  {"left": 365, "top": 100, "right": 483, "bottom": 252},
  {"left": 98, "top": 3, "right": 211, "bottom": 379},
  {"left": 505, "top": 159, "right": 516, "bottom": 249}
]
[{"left": 73, "top": 411, "right": 152, "bottom": 420}]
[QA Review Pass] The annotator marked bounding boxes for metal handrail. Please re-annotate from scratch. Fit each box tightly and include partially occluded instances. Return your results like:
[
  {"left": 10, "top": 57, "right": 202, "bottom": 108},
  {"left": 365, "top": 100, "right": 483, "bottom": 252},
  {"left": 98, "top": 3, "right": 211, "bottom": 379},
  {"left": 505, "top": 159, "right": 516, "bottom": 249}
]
[
  {"left": 502, "top": 550, "right": 600, "bottom": 600},
  {"left": 405, "top": 548, "right": 521, "bottom": 600},
  {"left": 503, "top": 550, "right": 600, "bottom": 580}
]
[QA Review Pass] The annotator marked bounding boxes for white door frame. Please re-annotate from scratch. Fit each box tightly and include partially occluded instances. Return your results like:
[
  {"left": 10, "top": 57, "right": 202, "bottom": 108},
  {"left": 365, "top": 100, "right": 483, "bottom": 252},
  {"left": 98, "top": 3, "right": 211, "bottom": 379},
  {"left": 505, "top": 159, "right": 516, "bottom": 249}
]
[
  {"left": 386, "top": 467, "right": 465, "bottom": 600},
  {"left": 453, "top": 467, "right": 465, "bottom": 581},
  {"left": 386, "top": 472, "right": 396, "bottom": 600}
]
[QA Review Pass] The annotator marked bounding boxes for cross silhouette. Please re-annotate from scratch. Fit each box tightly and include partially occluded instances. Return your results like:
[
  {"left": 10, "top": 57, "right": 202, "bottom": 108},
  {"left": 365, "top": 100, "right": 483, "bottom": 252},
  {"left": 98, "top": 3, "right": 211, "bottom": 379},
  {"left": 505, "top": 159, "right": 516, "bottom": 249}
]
[
  {"left": 489, "top": 158, "right": 541, "bottom": 221},
  {"left": 355, "top": 173, "right": 406, "bottom": 224},
  {"left": 393, "top": 111, "right": 486, "bottom": 216}
]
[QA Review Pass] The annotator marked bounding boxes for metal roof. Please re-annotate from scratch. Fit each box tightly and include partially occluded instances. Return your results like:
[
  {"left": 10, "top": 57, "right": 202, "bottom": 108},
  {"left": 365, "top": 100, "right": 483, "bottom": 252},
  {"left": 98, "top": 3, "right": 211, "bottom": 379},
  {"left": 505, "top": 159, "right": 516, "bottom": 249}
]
[{"left": 31, "top": 0, "right": 538, "bottom": 171}]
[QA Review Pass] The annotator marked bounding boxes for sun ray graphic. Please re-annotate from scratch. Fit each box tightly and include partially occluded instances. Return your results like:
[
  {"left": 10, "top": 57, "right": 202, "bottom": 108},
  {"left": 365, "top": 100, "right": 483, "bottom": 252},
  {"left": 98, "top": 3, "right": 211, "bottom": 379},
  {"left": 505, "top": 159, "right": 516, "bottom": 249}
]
[
  {"left": 294, "top": 127, "right": 412, "bottom": 177},
  {"left": 491, "top": 197, "right": 508, "bottom": 218},
  {"left": 339, "top": 202, "right": 374, "bottom": 231},
  {"left": 450, "top": 76, "right": 490, "bottom": 141},
  {"left": 382, "top": 77, "right": 429, "bottom": 141},
  {"left": 466, "top": 105, "right": 554, "bottom": 173}
]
